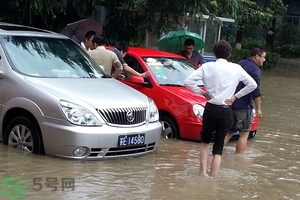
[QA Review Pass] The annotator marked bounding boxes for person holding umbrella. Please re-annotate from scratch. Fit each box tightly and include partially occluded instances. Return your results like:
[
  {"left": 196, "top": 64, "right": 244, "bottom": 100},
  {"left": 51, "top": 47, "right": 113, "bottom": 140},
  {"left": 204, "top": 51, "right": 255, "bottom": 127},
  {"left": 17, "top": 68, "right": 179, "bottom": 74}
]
[
  {"left": 178, "top": 38, "right": 205, "bottom": 67},
  {"left": 81, "top": 31, "right": 96, "bottom": 51}
]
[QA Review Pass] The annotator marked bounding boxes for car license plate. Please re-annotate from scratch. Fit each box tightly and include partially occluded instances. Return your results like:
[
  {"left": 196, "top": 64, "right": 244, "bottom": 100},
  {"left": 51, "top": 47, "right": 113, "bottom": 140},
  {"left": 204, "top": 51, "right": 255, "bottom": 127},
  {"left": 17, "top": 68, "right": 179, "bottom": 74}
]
[{"left": 118, "top": 134, "right": 145, "bottom": 147}]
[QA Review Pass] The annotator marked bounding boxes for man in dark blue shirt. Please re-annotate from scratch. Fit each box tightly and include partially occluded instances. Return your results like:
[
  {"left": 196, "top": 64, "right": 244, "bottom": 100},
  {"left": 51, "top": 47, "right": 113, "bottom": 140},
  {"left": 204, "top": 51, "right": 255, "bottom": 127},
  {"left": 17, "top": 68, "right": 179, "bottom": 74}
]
[
  {"left": 224, "top": 46, "right": 266, "bottom": 154},
  {"left": 178, "top": 38, "right": 205, "bottom": 67}
]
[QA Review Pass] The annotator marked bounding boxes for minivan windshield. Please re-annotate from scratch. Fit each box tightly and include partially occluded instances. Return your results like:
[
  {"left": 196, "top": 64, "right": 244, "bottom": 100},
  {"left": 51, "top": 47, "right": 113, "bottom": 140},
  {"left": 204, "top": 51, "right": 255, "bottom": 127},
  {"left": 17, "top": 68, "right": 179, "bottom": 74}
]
[
  {"left": 144, "top": 57, "right": 203, "bottom": 86},
  {"left": 1, "top": 36, "right": 105, "bottom": 78}
]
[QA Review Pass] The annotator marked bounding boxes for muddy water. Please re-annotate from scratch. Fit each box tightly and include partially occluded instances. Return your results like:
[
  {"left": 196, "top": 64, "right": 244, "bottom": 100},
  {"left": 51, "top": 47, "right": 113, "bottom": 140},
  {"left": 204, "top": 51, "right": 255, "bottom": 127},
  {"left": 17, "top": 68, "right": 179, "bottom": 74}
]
[{"left": 0, "top": 63, "right": 300, "bottom": 200}]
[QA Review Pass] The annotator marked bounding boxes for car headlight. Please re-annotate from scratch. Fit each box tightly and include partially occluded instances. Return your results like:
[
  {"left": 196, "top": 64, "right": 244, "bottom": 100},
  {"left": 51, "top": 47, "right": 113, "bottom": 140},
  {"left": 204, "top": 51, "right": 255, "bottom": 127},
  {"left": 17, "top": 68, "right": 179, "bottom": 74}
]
[
  {"left": 193, "top": 104, "right": 204, "bottom": 118},
  {"left": 149, "top": 98, "right": 159, "bottom": 122},
  {"left": 60, "top": 100, "right": 101, "bottom": 126}
]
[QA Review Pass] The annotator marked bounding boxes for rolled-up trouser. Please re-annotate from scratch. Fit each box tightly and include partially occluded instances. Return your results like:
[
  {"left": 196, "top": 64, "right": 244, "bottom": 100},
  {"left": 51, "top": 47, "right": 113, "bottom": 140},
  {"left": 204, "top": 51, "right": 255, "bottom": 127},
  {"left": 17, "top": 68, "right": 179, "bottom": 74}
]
[{"left": 200, "top": 102, "right": 233, "bottom": 155}]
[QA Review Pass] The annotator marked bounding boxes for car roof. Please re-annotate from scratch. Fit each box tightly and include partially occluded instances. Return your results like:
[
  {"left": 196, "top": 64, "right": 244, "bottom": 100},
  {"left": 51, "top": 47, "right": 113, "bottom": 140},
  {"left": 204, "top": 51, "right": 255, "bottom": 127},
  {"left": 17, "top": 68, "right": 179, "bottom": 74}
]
[
  {"left": 0, "top": 22, "right": 68, "bottom": 39},
  {"left": 127, "top": 47, "right": 184, "bottom": 59}
]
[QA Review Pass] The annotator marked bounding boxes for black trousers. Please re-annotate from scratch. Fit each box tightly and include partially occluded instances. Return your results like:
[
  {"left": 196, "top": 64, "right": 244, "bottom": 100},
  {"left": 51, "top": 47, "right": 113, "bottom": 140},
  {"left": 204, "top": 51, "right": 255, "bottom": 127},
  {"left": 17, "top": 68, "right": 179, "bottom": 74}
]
[{"left": 201, "top": 102, "right": 233, "bottom": 155}]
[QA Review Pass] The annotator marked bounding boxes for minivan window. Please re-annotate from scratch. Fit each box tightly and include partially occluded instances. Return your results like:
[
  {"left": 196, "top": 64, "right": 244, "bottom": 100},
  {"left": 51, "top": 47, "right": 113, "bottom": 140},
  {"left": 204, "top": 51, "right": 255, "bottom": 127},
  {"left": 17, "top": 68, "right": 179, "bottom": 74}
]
[{"left": 1, "top": 36, "right": 105, "bottom": 78}]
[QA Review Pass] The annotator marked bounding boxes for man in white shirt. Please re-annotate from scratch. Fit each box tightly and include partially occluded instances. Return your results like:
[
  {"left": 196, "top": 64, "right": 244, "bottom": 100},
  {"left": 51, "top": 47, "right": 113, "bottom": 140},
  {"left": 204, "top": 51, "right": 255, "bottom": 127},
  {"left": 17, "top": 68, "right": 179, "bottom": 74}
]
[
  {"left": 184, "top": 40, "right": 257, "bottom": 177},
  {"left": 81, "top": 31, "right": 96, "bottom": 51}
]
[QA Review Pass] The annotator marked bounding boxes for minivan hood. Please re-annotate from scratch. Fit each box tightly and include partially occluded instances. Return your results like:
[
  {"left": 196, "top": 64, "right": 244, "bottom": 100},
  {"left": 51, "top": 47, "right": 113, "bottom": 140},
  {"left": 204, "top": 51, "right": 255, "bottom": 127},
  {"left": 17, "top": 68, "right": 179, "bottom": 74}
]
[
  {"left": 160, "top": 85, "right": 206, "bottom": 105},
  {"left": 25, "top": 77, "right": 148, "bottom": 108}
]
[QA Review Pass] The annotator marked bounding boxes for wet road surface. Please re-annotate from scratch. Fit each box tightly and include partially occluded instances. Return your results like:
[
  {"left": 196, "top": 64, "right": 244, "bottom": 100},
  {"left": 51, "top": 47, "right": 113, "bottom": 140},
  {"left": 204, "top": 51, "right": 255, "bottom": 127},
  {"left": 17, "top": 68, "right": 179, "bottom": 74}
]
[{"left": 0, "top": 62, "right": 300, "bottom": 200}]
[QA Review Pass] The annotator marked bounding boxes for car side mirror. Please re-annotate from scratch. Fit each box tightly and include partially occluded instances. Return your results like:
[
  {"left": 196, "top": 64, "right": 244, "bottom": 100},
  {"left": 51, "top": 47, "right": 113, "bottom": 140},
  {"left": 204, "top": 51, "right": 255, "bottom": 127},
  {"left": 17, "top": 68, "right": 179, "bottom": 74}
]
[{"left": 129, "top": 76, "right": 144, "bottom": 84}]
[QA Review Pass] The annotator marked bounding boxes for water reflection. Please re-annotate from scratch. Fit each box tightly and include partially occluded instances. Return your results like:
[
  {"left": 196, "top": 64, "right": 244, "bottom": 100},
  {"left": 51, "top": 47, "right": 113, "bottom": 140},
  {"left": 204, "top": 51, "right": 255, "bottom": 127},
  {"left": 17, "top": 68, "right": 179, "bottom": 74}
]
[{"left": 1, "top": 64, "right": 300, "bottom": 199}]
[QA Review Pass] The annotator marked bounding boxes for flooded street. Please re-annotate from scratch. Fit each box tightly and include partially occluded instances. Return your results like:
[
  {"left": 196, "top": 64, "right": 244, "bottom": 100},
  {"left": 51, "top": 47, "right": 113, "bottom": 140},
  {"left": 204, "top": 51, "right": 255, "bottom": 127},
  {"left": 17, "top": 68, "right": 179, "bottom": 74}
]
[{"left": 1, "top": 62, "right": 300, "bottom": 200}]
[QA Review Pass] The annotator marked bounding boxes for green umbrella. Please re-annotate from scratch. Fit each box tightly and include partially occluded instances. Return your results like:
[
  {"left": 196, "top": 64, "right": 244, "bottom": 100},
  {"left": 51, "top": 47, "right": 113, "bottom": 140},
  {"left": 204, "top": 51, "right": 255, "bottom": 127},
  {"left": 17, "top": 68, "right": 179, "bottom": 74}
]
[{"left": 156, "top": 30, "right": 205, "bottom": 53}]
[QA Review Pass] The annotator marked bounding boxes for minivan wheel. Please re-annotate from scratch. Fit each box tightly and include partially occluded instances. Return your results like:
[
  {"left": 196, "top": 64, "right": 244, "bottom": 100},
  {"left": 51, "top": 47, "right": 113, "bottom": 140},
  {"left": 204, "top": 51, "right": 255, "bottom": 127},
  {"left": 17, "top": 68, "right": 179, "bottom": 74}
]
[
  {"left": 160, "top": 115, "right": 179, "bottom": 139},
  {"left": 4, "top": 116, "right": 43, "bottom": 154}
]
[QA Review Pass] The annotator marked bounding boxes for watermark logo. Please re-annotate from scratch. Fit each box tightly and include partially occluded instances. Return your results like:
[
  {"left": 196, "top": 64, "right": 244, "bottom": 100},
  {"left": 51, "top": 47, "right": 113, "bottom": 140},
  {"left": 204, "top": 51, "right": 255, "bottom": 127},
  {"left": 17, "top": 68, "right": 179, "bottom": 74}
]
[
  {"left": 0, "top": 176, "right": 28, "bottom": 200},
  {"left": 1, "top": 176, "right": 75, "bottom": 200}
]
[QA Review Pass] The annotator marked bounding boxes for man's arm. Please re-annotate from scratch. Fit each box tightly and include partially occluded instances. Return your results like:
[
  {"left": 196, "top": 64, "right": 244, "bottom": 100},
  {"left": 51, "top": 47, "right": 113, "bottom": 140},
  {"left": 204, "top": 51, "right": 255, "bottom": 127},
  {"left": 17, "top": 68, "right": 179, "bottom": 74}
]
[
  {"left": 184, "top": 68, "right": 205, "bottom": 95},
  {"left": 253, "top": 96, "right": 262, "bottom": 117},
  {"left": 226, "top": 69, "right": 257, "bottom": 105},
  {"left": 235, "top": 70, "right": 257, "bottom": 99},
  {"left": 123, "top": 66, "right": 150, "bottom": 77},
  {"left": 112, "top": 61, "right": 123, "bottom": 78},
  {"left": 198, "top": 53, "right": 205, "bottom": 66}
]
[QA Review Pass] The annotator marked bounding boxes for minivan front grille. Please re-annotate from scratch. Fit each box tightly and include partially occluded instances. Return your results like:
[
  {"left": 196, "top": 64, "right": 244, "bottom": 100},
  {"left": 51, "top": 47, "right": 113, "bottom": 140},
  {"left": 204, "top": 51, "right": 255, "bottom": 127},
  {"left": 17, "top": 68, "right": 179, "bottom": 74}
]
[
  {"left": 88, "top": 142, "right": 156, "bottom": 158},
  {"left": 97, "top": 107, "right": 147, "bottom": 126}
]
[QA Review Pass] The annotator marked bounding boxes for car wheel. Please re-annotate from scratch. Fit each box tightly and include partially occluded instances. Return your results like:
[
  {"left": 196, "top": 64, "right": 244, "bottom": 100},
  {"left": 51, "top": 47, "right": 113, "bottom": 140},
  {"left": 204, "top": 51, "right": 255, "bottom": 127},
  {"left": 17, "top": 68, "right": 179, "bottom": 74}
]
[
  {"left": 4, "top": 116, "right": 43, "bottom": 154},
  {"left": 160, "top": 115, "right": 179, "bottom": 139}
]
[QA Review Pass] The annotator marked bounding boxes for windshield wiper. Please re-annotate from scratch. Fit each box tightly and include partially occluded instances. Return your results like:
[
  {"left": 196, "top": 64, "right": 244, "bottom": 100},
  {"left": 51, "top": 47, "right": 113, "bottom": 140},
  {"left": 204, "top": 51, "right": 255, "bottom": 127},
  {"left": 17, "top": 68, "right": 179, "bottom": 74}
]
[
  {"left": 159, "top": 84, "right": 184, "bottom": 87},
  {"left": 102, "top": 74, "right": 112, "bottom": 78},
  {"left": 89, "top": 73, "right": 97, "bottom": 78}
]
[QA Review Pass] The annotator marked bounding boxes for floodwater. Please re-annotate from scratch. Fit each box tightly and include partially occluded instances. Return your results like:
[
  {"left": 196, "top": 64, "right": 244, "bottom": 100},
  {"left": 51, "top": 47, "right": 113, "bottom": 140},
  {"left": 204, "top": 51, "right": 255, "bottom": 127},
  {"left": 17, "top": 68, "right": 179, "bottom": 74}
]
[{"left": 0, "top": 62, "right": 300, "bottom": 200}]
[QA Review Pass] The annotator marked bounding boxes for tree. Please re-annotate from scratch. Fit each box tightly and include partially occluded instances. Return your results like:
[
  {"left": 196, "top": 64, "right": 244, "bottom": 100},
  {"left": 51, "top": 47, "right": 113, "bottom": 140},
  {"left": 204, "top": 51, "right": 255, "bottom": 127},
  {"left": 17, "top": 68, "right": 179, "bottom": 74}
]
[
  {"left": 0, "top": 0, "right": 287, "bottom": 47},
  {"left": 231, "top": 0, "right": 287, "bottom": 49},
  {"left": 105, "top": 0, "right": 286, "bottom": 46},
  {"left": 0, "top": 0, "right": 96, "bottom": 32},
  {"left": 103, "top": 0, "right": 241, "bottom": 44},
  {"left": 116, "top": 0, "right": 240, "bottom": 33}
]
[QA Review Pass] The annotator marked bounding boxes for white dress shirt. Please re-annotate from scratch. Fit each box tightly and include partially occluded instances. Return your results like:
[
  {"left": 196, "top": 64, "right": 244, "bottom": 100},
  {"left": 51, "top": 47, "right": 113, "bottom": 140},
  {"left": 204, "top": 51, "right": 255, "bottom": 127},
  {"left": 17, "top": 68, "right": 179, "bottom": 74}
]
[
  {"left": 184, "top": 58, "right": 257, "bottom": 105},
  {"left": 81, "top": 42, "right": 91, "bottom": 51}
]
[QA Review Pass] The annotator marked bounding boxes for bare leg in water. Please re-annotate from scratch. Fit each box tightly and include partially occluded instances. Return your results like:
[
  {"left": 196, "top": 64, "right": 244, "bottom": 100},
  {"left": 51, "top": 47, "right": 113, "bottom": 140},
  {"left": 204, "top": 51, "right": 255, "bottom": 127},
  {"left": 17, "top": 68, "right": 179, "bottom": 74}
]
[
  {"left": 224, "top": 131, "right": 249, "bottom": 154},
  {"left": 200, "top": 143, "right": 209, "bottom": 175}
]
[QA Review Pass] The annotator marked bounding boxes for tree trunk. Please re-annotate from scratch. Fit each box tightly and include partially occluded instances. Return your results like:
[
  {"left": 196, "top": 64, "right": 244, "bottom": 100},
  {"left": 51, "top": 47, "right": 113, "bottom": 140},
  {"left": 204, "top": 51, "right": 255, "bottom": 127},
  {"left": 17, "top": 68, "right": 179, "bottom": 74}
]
[
  {"left": 266, "top": 17, "right": 276, "bottom": 52},
  {"left": 235, "top": 24, "right": 244, "bottom": 49}
]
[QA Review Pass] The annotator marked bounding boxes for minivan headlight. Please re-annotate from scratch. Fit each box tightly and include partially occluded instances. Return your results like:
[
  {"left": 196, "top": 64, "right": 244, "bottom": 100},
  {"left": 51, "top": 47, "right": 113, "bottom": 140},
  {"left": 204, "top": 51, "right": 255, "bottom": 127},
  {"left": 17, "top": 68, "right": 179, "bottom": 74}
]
[
  {"left": 149, "top": 98, "right": 159, "bottom": 122},
  {"left": 60, "top": 101, "right": 101, "bottom": 126},
  {"left": 193, "top": 104, "right": 204, "bottom": 118}
]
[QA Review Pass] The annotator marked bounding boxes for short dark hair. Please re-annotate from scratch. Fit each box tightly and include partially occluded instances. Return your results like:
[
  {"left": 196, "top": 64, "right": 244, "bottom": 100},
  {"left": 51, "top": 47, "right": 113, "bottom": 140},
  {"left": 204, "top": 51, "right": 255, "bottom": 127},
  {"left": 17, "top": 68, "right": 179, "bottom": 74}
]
[
  {"left": 213, "top": 40, "right": 232, "bottom": 59},
  {"left": 184, "top": 38, "right": 195, "bottom": 46},
  {"left": 250, "top": 46, "right": 266, "bottom": 57},
  {"left": 85, "top": 31, "right": 96, "bottom": 40},
  {"left": 92, "top": 34, "right": 106, "bottom": 46},
  {"left": 115, "top": 42, "right": 129, "bottom": 53}
]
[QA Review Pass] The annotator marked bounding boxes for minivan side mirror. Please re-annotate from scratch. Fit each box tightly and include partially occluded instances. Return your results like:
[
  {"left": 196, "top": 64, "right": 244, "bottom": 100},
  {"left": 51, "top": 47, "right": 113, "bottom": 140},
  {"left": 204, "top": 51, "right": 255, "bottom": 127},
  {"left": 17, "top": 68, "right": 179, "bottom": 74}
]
[{"left": 0, "top": 58, "right": 5, "bottom": 79}]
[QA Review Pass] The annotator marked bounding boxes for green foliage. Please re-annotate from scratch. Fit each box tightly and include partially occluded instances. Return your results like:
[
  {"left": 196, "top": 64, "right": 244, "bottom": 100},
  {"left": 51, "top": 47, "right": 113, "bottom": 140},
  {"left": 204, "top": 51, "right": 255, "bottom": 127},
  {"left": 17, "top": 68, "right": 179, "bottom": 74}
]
[
  {"left": 118, "top": 0, "right": 240, "bottom": 34},
  {"left": 263, "top": 51, "right": 280, "bottom": 69},
  {"left": 274, "top": 23, "right": 300, "bottom": 46},
  {"left": 241, "top": 38, "right": 265, "bottom": 50},
  {"left": 271, "top": 23, "right": 300, "bottom": 58},
  {"left": 103, "top": 4, "right": 145, "bottom": 45},
  {"left": 228, "top": 48, "right": 250, "bottom": 63},
  {"left": 228, "top": 48, "right": 280, "bottom": 70},
  {"left": 0, "top": 0, "right": 96, "bottom": 32},
  {"left": 0, "top": 0, "right": 288, "bottom": 51},
  {"left": 236, "top": 0, "right": 272, "bottom": 27},
  {"left": 274, "top": 45, "right": 300, "bottom": 58}
]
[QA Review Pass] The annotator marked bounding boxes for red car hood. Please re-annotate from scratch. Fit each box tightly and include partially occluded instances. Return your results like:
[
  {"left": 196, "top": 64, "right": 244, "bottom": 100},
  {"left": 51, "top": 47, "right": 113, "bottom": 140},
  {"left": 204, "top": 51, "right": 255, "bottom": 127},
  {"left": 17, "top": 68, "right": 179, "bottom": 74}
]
[{"left": 160, "top": 85, "right": 207, "bottom": 106}]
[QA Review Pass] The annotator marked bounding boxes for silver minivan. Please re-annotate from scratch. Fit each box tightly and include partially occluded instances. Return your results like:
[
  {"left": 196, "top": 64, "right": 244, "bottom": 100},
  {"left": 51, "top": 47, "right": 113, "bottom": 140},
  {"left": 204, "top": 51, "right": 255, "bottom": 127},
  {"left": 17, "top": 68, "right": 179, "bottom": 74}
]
[{"left": 0, "top": 23, "right": 162, "bottom": 159}]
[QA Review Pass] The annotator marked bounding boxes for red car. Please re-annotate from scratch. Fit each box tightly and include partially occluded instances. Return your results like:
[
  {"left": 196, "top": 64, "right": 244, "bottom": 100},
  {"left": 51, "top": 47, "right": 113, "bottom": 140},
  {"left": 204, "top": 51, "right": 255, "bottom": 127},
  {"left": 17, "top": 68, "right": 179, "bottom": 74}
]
[{"left": 119, "top": 47, "right": 258, "bottom": 141}]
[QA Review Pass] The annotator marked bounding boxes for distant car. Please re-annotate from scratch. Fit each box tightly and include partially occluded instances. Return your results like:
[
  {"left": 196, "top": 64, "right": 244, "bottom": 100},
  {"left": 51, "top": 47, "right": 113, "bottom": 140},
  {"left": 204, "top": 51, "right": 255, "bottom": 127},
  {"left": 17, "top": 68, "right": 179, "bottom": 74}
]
[
  {"left": 0, "top": 23, "right": 162, "bottom": 159},
  {"left": 118, "top": 47, "right": 258, "bottom": 141}
]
